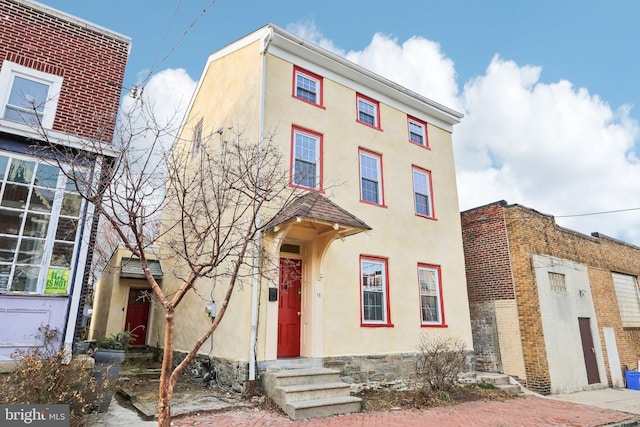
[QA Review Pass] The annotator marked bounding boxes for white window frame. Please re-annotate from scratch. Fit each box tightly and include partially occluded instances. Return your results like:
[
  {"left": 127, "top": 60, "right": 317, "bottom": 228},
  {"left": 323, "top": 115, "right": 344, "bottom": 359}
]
[
  {"left": 408, "top": 117, "right": 427, "bottom": 146},
  {"left": 294, "top": 67, "right": 322, "bottom": 105},
  {"left": 612, "top": 272, "right": 640, "bottom": 328},
  {"left": 418, "top": 264, "right": 444, "bottom": 326},
  {"left": 356, "top": 94, "right": 379, "bottom": 128},
  {"left": 291, "top": 127, "right": 322, "bottom": 190},
  {"left": 0, "top": 151, "right": 85, "bottom": 295},
  {"left": 360, "top": 256, "right": 390, "bottom": 326},
  {"left": 0, "top": 61, "right": 62, "bottom": 129},
  {"left": 412, "top": 167, "right": 434, "bottom": 218},
  {"left": 359, "top": 149, "right": 383, "bottom": 205}
]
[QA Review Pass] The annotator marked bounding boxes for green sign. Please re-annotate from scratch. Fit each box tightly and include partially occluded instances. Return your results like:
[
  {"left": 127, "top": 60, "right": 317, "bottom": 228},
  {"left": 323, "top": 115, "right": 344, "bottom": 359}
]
[{"left": 45, "top": 269, "right": 70, "bottom": 295}]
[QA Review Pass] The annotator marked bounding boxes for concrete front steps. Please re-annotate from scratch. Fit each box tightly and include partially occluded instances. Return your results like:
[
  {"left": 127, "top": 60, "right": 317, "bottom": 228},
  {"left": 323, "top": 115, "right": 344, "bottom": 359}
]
[
  {"left": 476, "top": 372, "right": 522, "bottom": 396},
  {"left": 262, "top": 367, "right": 362, "bottom": 420}
]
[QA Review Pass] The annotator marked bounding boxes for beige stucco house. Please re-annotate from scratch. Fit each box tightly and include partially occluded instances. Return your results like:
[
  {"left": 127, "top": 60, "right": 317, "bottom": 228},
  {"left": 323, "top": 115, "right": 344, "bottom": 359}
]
[{"left": 153, "top": 24, "right": 472, "bottom": 393}]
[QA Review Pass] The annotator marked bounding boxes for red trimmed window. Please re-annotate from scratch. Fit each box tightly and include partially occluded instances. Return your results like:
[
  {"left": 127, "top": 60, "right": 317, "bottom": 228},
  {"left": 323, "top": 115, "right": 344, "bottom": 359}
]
[
  {"left": 291, "top": 126, "right": 323, "bottom": 191},
  {"left": 360, "top": 256, "right": 392, "bottom": 326},
  {"left": 293, "top": 66, "right": 323, "bottom": 106},
  {"left": 359, "top": 149, "right": 384, "bottom": 206},
  {"left": 408, "top": 116, "right": 428, "bottom": 147},
  {"left": 412, "top": 166, "right": 434, "bottom": 218},
  {"left": 418, "top": 264, "right": 445, "bottom": 326},
  {"left": 356, "top": 93, "right": 380, "bottom": 129}
]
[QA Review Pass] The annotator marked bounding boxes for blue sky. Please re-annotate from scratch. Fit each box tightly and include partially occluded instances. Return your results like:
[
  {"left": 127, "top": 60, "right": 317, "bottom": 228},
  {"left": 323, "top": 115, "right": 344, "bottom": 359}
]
[{"left": 40, "top": 0, "right": 640, "bottom": 244}]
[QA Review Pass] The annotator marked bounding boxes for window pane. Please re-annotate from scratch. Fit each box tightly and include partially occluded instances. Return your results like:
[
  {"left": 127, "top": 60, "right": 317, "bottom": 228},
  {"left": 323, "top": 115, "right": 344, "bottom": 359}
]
[
  {"left": 296, "top": 74, "right": 317, "bottom": 103},
  {"left": 294, "top": 132, "right": 318, "bottom": 188},
  {"left": 1, "top": 183, "right": 30, "bottom": 209},
  {"left": 10, "top": 266, "right": 40, "bottom": 292},
  {"left": 0, "top": 265, "right": 10, "bottom": 291},
  {"left": 61, "top": 193, "right": 82, "bottom": 216},
  {"left": 409, "top": 121, "right": 424, "bottom": 144},
  {"left": 7, "top": 159, "right": 34, "bottom": 184},
  {"left": 23, "top": 213, "right": 49, "bottom": 238},
  {"left": 8, "top": 76, "right": 48, "bottom": 112},
  {"left": 34, "top": 164, "right": 60, "bottom": 188},
  {"left": 421, "top": 295, "right": 439, "bottom": 322},
  {"left": 50, "top": 242, "right": 74, "bottom": 268},
  {"left": 415, "top": 193, "right": 429, "bottom": 216},
  {"left": 0, "top": 208, "right": 23, "bottom": 235},
  {"left": 0, "top": 236, "right": 18, "bottom": 263},
  {"left": 362, "top": 260, "right": 385, "bottom": 322},
  {"left": 0, "top": 155, "right": 8, "bottom": 178},
  {"left": 294, "top": 159, "right": 316, "bottom": 188},
  {"left": 362, "top": 179, "right": 379, "bottom": 203},
  {"left": 55, "top": 217, "right": 78, "bottom": 242},
  {"left": 358, "top": 99, "right": 376, "bottom": 125},
  {"left": 29, "top": 187, "right": 55, "bottom": 212},
  {"left": 17, "top": 238, "right": 44, "bottom": 264}
]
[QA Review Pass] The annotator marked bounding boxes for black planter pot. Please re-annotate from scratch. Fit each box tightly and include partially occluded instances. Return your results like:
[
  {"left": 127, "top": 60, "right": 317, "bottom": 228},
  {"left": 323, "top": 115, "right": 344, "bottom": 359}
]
[{"left": 93, "top": 349, "right": 126, "bottom": 412}]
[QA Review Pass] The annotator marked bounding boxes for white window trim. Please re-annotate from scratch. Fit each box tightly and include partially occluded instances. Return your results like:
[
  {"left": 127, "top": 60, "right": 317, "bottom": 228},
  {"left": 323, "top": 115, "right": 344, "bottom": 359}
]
[
  {"left": 294, "top": 69, "right": 321, "bottom": 105},
  {"left": 412, "top": 167, "right": 433, "bottom": 217},
  {"left": 0, "top": 61, "right": 63, "bottom": 129},
  {"left": 0, "top": 151, "right": 86, "bottom": 295},
  {"left": 408, "top": 118, "right": 426, "bottom": 146},
  {"left": 357, "top": 95, "right": 379, "bottom": 127},
  {"left": 418, "top": 265, "right": 443, "bottom": 326},
  {"left": 360, "top": 257, "right": 389, "bottom": 325},
  {"left": 359, "top": 150, "right": 383, "bottom": 205},
  {"left": 292, "top": 128, "right": 321, "bottom": 190}
]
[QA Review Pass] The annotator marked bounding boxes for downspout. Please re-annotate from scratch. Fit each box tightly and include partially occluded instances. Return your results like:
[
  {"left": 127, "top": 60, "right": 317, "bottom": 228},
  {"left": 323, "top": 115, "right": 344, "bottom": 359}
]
[{"left": 248, "top": 26, "right": 274, "bottom": 389}]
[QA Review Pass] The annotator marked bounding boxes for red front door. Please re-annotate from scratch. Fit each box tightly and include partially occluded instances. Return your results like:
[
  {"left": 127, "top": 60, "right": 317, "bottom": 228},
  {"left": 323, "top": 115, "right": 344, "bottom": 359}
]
[
  {"left": 125, "top": 288, "right": 151, "bottom": 347},
  {"left": 277, "top": 258, "right": 302, "bottom": 358}
]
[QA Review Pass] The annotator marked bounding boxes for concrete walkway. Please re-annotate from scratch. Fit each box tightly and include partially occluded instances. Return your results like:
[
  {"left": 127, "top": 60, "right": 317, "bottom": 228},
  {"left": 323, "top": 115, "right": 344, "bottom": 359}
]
[{"left": 551, "top": 387, "right": 640, "bottom": 416}]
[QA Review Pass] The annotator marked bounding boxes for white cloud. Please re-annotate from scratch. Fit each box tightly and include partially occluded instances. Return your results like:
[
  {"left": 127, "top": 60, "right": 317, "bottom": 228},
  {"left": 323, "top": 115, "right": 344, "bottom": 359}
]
[{"left": 289, "top": 23, "right": 640, "bottom": 245}]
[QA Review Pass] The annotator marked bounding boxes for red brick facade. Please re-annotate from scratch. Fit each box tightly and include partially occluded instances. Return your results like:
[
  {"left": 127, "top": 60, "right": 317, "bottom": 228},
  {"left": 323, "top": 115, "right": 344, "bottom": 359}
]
[
  {"left": 0, "top": 0, "right": 130, "bottom": 141},
  {"left": 462, "top": 201, "right": 640, "bottom": 394}
]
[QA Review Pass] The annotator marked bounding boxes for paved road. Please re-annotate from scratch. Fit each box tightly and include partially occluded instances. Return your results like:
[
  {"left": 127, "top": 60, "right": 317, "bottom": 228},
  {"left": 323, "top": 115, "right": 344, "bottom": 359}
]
[{"left": 172, "top": 395, "right": 638, "bottom": 427}]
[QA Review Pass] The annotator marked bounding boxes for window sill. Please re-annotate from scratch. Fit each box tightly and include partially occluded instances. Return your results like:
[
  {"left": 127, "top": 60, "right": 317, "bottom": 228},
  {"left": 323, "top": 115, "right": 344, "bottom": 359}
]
[
  {"left": 415, "top": 212, "right": 436, "bottom": 220},
  {"left": 421, "top": 323, "right": 448, "bottom": 328},
  {"left": 409, "top": 140, "right": 431, "bottom": 150},
  {"left": 360, "top": 200, "right": 387, "bottom": 208},
  {"left": 292, "top": 95, "right": 326, "bottom": 109},
  {"left": 361, "top": 322, "right": 394, "bottom": 328},
  {"left": 289, "top": 183, "right": 324, "bottom": 194},
  {"left": 356, "top": 120, "right": 382, "bottom": 131}
]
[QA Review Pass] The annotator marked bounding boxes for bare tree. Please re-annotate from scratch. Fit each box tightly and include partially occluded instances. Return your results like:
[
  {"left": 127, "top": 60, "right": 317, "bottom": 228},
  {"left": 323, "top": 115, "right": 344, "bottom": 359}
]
[{"left": 35, "top": 98, "right": 295, "bottom": 426}]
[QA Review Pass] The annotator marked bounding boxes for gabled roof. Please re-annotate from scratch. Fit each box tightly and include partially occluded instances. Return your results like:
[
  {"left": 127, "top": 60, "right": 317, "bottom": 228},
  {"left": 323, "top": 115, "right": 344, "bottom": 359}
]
[
  {"left": 263, "top": 192, "right": 371, "bottom": 236},
  {"left": 120, "top": 258, "right": 163, "bottom": 279}
]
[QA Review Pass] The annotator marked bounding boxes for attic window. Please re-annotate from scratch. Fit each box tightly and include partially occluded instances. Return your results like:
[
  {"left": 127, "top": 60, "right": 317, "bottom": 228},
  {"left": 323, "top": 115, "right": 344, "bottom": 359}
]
[{"left": 280, "top": 244, "right": 300, "bottom": 254}]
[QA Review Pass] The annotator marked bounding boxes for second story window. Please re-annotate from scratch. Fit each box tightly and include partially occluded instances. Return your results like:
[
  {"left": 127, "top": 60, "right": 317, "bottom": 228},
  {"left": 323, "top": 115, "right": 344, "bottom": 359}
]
[
  {"left": 0, "top": 61, "right": 62, "bottom": 129},
  {"left": 356, "top": 94, "right": 380, "bottom": 129},
  {"left": 359, "top": 149, "right": 384, "bottom": 206},
  {"left": 293, "top": 66, "right": 323, "bottom": 106},
  {"left": 412, "top": 166, "right": 434, "bottom": 218},
  {"left": 408, "top": 116, "right": 428, "bottom": 147},
  {"left": 291, "top": 126, "right": 322, "bottom": 191}
]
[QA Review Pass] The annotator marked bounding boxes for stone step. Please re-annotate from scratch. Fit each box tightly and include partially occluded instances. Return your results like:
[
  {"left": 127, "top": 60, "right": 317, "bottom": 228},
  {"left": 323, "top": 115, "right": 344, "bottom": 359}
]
[
  {"left": 477, "top": 373, "right": 511, "bottom": 386},
  {"left": 266, "top": 368, "right": 341, "bottom": 387},
  {"left": 277, "top": 381, "right": 351, "bottom": 403},
  {"left": 284, "top": 396, "right": 362, "bottom": 420},
  {"left": 496, "top": 384, "right": 522, "bottom": 396}
]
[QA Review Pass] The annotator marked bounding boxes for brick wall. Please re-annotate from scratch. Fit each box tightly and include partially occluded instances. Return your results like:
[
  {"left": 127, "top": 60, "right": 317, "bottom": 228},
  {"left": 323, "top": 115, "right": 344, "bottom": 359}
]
[
  {"left": 503, "top": 204, "right": 640, "bottom": 390},
  {"left": 0, "top": 0, "right": 130, "bottom": 141}
]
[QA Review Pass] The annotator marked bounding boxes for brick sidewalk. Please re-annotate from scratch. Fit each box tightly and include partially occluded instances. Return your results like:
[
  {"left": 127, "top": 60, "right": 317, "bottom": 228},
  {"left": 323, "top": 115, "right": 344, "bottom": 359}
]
[{"left": 173, "top": 395, "right": 638, "bottom": 426}]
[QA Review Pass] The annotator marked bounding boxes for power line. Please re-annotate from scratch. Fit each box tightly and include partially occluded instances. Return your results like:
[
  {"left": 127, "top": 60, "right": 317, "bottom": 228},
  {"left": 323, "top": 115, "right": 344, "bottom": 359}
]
[
  {"left": 139, "top": 0, "right": 217, "bottom": 90},
  {"left": 555, "top": 207, "right": 640, "bottom": 218}
]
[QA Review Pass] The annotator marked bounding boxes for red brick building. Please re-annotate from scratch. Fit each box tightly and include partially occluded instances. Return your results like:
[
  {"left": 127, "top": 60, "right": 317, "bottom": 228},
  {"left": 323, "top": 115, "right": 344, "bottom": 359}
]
[
  {"left": 0, "top": 0, "right": 130, "bottom": 367},
  {"left": 462, "top": 201, "right": 640, "bottom": 395}
]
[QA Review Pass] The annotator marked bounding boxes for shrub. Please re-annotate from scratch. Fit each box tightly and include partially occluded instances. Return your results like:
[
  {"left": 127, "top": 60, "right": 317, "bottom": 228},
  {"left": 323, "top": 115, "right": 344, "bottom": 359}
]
[
  {"left": 416, "top": 334, "right": 468, "bottom": 393},
  {"left": 0, "top": 325, "right": 99, "bottom": 426}
]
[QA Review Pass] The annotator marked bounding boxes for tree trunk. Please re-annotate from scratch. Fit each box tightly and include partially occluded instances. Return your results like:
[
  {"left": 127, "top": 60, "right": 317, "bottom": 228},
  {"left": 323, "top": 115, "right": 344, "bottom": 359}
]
[{"left": 157, "top": 309, "right": 175, "bottom": 427}]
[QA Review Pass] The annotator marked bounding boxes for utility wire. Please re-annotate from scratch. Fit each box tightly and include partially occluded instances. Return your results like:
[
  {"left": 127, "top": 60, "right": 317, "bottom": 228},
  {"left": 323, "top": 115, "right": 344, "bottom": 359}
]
[
  {"left": 138, "top": 0, "right": 217, "bottom": 90},
  {"left": 554, "top": 207, "right": 640, "bottom": 218}
]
